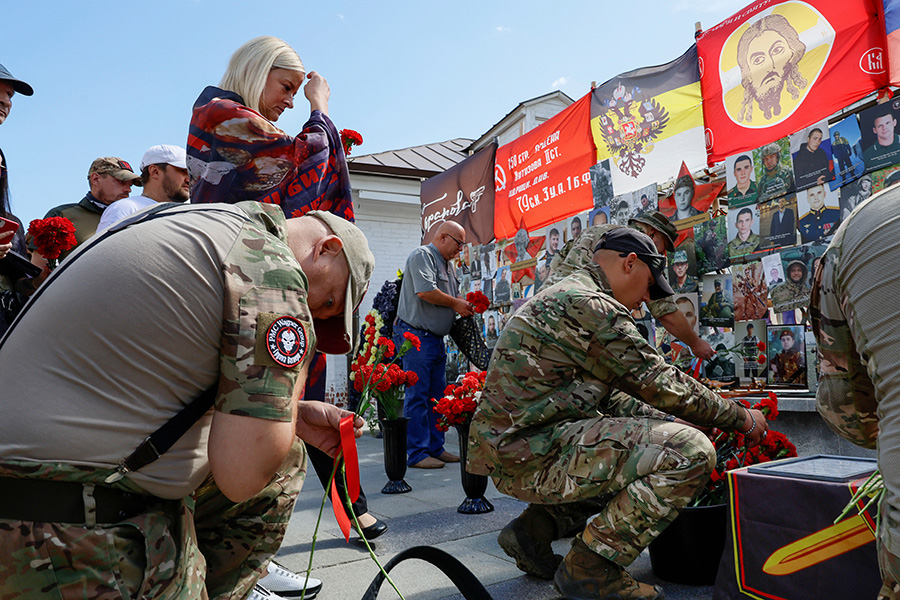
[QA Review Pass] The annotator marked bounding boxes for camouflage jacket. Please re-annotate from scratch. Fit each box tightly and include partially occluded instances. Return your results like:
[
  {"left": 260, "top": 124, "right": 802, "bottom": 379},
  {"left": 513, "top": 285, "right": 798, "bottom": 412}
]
[
  {"left": 545, "top": 225, "right": 677, "bottom": 318},
  {"left": 758, "top": 166, "right": 795, "bottom": 201},
  {"left": 770, "top": 279, "right": 810, "bottom": 313},
  {"left": 467, "top": 262, "right": 744, "bottom": 476},
  {"left": 727, "top": 232, "right": 760, "bottom": 258}
]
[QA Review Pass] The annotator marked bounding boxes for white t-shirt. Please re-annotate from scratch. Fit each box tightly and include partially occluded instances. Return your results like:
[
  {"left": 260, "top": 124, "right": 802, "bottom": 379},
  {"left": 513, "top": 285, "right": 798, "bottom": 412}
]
[{"left": 97, "top": 195, "right": 158, "bottom": 232}]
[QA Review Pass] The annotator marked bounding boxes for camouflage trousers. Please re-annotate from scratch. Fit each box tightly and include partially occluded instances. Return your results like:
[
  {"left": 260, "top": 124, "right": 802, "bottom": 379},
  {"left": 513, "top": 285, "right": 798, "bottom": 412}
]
[
  {"left": 879, "top": 494, "right": 900, "bottom": 600},
  {"left": 492, "top": 416, "right": 715, "bottom": 566},
  {"left": 0, "top": 438, "right": 306, "bottom": 600}
]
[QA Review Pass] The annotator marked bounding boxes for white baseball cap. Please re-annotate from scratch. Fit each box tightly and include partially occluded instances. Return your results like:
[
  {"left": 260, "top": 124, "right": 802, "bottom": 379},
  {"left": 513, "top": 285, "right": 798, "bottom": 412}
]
[{"left": 140, "top": 145, "right": 187, "bottom": 171}]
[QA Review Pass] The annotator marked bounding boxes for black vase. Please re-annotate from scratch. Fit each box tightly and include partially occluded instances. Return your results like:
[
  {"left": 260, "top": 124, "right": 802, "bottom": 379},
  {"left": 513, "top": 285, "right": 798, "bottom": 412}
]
[
  {"left": 454, "top": 419, "right": 493, "bottom": 514},
  {"left": 380, "top": 417, "right": 412, "bottom": 494},
  {"left": 648, "top": 503, "right": 728, "bottom": 585}
]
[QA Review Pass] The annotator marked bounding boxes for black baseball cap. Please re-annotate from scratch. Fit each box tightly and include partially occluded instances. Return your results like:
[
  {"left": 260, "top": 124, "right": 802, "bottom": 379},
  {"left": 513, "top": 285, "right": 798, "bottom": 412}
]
[{"left": 595, "top": 228, "right": 674, "bottom": 300}]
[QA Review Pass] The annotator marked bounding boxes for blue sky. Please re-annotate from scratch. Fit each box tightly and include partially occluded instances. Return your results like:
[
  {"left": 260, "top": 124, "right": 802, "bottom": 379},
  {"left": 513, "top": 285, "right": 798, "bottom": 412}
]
[{"left": 2, "top": 0, "right": 747, "bottom": 223}]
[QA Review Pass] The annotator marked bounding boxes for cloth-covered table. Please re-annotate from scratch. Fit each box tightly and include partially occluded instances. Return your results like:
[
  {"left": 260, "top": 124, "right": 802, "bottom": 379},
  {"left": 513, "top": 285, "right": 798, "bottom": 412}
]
[{"left": 714, "top": 455, "right": 879, "bottom": 600}]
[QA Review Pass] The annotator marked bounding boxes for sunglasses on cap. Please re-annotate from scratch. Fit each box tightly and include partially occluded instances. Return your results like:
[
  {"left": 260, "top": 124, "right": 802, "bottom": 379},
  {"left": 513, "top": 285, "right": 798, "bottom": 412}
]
[{"left": 618, "top": 252, "right": 665, "bottom": 273}]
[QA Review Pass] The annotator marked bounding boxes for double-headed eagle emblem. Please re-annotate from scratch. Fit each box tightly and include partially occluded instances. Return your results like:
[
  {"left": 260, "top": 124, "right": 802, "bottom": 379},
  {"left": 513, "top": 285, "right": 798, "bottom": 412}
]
[{"left": 596, "top": 83, "right": 669, "bottom": 177}]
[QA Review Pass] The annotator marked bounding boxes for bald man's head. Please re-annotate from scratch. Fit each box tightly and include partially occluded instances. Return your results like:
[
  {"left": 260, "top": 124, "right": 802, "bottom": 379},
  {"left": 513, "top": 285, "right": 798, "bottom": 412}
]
[{"left": 434, "top": 221, "right": 466, "bottom": 260}]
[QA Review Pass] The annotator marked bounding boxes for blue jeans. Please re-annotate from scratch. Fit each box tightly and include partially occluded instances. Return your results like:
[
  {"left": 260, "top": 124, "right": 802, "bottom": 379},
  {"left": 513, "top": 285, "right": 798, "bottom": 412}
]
[{"left": 394, "top": 321, "right": 447, "bottom": 465}]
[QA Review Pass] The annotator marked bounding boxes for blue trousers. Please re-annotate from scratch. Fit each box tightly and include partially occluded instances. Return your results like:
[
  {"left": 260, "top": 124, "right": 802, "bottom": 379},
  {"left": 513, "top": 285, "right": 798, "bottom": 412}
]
[{"left": 394, "top": 321, "right": 447, "bottom": 465}]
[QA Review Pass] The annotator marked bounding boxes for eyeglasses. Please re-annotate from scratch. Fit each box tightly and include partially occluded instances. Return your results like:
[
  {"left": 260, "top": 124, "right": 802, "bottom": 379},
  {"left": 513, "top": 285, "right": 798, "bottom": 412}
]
[{"left": 446, "top": 233, "right": 465, "bottom": 249}]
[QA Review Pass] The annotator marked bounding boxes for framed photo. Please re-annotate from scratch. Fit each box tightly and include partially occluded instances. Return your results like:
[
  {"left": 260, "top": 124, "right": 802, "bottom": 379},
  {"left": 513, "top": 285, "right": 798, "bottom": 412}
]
[
  {"left": 828, "top": 112, "right": 865, "bottom": 189},
  {"left": 734, "top": 320, "right": 767, "bottom": 381},
  {"left": 859, "top": 99, "right": 900, "bottom": 173},
  {"left": 629, "top": 183, "right": 658, "bottom": 218},
  {"left": 700, "top": 274, "right": 733, "bottom": 328},
  {"left": 754, "top": 137, "right": 795, "bottom": 202},
  {"left": 871, "top": 165, "right": 900, "bottom": 195},
  {"left": 609, "top": 194, "right": 633, "bottom": 227},
  {"left": 839, "top": 174, "right": 873, "bottom": 221},
  {"left": 588, "top": 206, "right": 610, "bottom": 228},
  {"left": 494, "top": 265, "right": 512, "bottom": 304},
  {"left": 725, "top": 153, "right": 758, "bottom": 207},
  {"left": 767, "top": 324, "right": 807, "bottom": 386},
  {"left": 759, "top": 194, "right": 798, "bottom": 249},
  {"left": 790, "top": 119, "right": 834, "bottom": 191},
  {"left": 589, "top": 159, "right": 614, "bottom": 209},
  {"left": 483, "top": 310, "right": 500, "bottom": 349},
  {"left": 797, "top": 184, "right": 840, "bottom": 243},
  {"left": 694, "top": 215, "right": 729, "bottom": 273},
  {"left": 667, "top": 241, "right": 699, "bottom": 293},
  {"left": 726, "top": 205, "right": 761, "bottom": 259},
  {"left": 702, "top": 329, "right": 736, "bottom": 382},
  {"left": 761, "top": 253, "right": 786, "bottom": 288},
  {"left": 673, "top": 293, "right": 700, "bottom": 335},
  {"left": 566, "top": 212, "right": 588, "bottom": 242},
  {"left": 479, "top": 243, "right": 495, "bottom": 280},
  {"left": 732, "top": 261, "right": 769, "bottom": 322}
]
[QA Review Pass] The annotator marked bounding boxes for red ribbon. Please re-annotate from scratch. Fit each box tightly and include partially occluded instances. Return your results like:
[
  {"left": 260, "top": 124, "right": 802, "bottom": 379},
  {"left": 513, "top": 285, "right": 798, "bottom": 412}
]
[{"left": 330, "top": 415, "right": 361, "bottom": 541}]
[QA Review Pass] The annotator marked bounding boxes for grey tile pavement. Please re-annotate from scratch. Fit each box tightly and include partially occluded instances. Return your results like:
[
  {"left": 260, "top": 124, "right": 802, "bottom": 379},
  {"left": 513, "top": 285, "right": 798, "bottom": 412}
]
[{"left": 273, "top": 428, "right": 714, "bottom": 600}]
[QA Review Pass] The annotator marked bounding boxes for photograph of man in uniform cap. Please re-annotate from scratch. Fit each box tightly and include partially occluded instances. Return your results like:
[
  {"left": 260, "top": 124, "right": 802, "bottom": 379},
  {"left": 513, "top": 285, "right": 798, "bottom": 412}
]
[
  {"left": 861, "top": 100, "right": 900, "bottom": 173},
  {"left": 767, "top": 325, "right": 806, "bottom": 385},
  {"left": 468, "top": 225, "right": 767, "bottom": 599},
  {"left": 798, "top": 184, "right": 840, "bottom": 243},
  {"left": 668, "top": 248, "right": 698, "bottom": 293},
  {"left": 754, "top": 138, "right": 795, "bottom": 202},
  {"left": 791, "top": 121, "right": 834, "bottom": 190},
  {"left": 726, "top": 154, "right": 758, "bottom": 207},
  {"left": 726, "top": 205, "right": 761, "bottom": 259},
  {"left": 700, "top": 274, "right": 734, "bottom": 327}
]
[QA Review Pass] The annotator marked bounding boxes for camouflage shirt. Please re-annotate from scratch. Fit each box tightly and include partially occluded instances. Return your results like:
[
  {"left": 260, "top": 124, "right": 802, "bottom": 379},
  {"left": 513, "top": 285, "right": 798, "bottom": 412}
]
[
  {"left": 545, "top": 224, "right": 677, "bottom": 318},
  {"left": 727, "top": 232, "right": 760, "bottom": 258},
  {"left": 758, "top": 166, "right": 795, "bottom": 202},
  {"left": 467, "top": 262, "right": 744, "bottom": 476}
]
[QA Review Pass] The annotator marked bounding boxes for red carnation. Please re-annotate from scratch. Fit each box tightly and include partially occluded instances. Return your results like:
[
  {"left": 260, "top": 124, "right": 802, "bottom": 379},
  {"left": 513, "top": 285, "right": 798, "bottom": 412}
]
[
  {"left": 403, "top": 331, "right": 421, "bottom": 351},
  {"left": 405, "top": 371, "right": 419, "bottom": 387},
  {"left": 340, "top": 129, "right": 364, "bottom": 156},
  {"left": 757, "top": 341, "right": 767, "bottom": 352},
  {"left": 757, "top": 354, "right": 767, "bottom": 364},
  {"left": 28, "top": 217, "right": 77, "bottom": 261}
]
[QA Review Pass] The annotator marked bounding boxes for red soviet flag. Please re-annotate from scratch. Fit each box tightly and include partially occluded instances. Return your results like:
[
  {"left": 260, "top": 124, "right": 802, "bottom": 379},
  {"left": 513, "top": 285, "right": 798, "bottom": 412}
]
[
  {"left": 698, "top": 0, "right": 889, "bottom": 163},
  {"left": 493, "top": 92, "right": 595, "bottom": 240}
]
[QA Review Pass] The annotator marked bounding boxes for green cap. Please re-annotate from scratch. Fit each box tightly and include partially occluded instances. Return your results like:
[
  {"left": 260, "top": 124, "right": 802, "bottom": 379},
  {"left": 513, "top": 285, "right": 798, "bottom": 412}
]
[
  {"left": 630, "top": 210, "right": 677, "bottom": 252},
  {"left": 306, "top": 211, "right": 375, "bottom": 355}
]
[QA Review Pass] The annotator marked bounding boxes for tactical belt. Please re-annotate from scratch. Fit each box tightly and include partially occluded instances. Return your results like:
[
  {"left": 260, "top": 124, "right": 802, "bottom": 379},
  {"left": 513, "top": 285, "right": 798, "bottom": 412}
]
[{"left": 0, "top": 476, "right": 171, "bottom": 525}]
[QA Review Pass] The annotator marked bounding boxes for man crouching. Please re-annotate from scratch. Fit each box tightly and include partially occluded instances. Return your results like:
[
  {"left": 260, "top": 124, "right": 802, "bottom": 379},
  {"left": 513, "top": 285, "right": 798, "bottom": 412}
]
[{"left": 467, "top": 228, "right": 767, "bottom": 600}]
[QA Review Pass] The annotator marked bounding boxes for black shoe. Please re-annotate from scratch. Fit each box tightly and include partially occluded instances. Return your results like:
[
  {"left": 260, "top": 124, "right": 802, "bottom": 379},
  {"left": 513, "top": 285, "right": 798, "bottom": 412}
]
[{"left": 357, "top": 518, "right": 388, "bottom": 540}]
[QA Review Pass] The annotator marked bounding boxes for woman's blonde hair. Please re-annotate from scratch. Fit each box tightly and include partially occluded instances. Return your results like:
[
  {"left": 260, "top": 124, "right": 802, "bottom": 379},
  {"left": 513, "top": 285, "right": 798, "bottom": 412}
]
[{"left": 219, "top": 36, "right": 305, "bottom": 114}]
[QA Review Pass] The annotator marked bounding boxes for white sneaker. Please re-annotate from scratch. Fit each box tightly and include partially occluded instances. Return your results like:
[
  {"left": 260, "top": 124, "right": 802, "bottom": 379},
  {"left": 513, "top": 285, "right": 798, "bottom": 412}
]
[
  {"left": 257, "top": 561, "right": 323, "bottom": 599},
  {"left": 247, "top": 584, "right": 279, "bottom": 600}
]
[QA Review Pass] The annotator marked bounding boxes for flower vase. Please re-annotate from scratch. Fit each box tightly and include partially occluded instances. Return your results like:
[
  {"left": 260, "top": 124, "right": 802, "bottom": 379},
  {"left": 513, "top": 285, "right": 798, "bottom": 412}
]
[
  {"left": 454, "top": 419, "right": 493, "bottom": 514},
  {"left": 380, "top": 417, "right": 412, "bottom": 494},
  {"left": 647, "top": 503, "right": 728, "bottom": 585}
]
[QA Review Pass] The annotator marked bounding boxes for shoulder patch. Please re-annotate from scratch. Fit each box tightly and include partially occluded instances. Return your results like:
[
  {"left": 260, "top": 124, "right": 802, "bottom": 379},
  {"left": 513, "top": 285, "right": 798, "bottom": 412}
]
[{"left": 263, "top": 315, "right": 309, "bottom": 368}]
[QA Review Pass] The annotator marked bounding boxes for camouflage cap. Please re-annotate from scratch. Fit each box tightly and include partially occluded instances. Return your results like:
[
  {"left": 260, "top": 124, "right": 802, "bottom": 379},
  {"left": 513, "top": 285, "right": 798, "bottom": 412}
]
[
  {"left": 762, "top": 143, "right": 781, "bottom": 157},
  {"left": 672, "top": 249, "right": 689, "bottom": 264},
  {"left": 88, "top": 157, "right": 142, "bottom": 186},
  {"left": 0, "top": 62, "right": 33, "bottom": 96},
  {"left": 629, "top": 210, "right": 677, "bottom": 252},
  {"left": 596, "top": 227, "right": 674, "bottom": 300},
  {"left": 306, "top": 211, "right": 375, "bottom": 355}
]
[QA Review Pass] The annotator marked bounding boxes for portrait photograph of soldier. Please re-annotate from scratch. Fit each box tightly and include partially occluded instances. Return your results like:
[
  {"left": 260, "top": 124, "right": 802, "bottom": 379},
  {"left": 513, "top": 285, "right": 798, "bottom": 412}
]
[
  {"left": 725, "top": 153, "right": 758, "bottom": 207},
  {"left": 667, "top": 244, "right": 699, "bottom": 293},
  {"left": 839, "top": 174, "right": 873, "bottom": 221},
  {"left": 860, "top": 99, "right": 900, "bottom": 173},
  {"left": 494, "top": 265, "right": 512, "bottom": 304},
  {"left": 469, "top": 243, "right": 482, "bottom": 280},
  {"left": 481, "top": 277, "right": 494, "bottom": 304},
  {"left": 731, "top": 12, "right": 812, "bottom": 126},
  {"left": 797, "top": 183, "right": 840, "bottom": 243},
  {"left": 483, "top": 310, "right": 500, "bottom": 349},
  {"left": 694, "top": 215, "right": 729, "bottom": 273},
  {"left": 589, "top": 159, "right": 614, "bottom": 209},
  {"left": 659, "top": 162, "right": 717, "bottom": 230},
  {"left": 702, "top": 331, "right": 736, "bottom": 382},
  {"left": 828, "top": 112, "right": 865, "bottom": 189},
  {"left": 790, "top": 120, "right": 834, "bottom": 190},
  {"left": 533, "top": 224, "right": 563, "bottom": 290},
  {"left": 734, "top": 320, "right": 768, "bottom": 381},
  {"left": 726, "top": 205, "right": 761, "bottom": 259},
  {"left": 767, "top": 324, "right": 807, "bottom": 386},
  {"left": 566, "top": 213, "right": 587, "bottom": 242},
  {"left": 769, "top": 248, "right": 811, "bottom": 313},
  {"left": 588, "top": 206, "right": 610, "bottom": 227},
  {"left": 700, "top": 274, "right": 734, "bottom": 327},
  {"left": 754, "top": 138, "right": 796, "bottom": 202},
  {"left": 629, "top": 182, "right": 658, "bottom": 218},
  {"left": 759, "top": 193, "right": 797, "bottom": 249},
  {"left": 479, "top": 242, "right": 495, "bottom": 279},
  {"left": 673, "top": 292, "right": 701, "bottom": 336},
  {"left": 609, "top": 196, "right": 632, "bottom": 226},
  {"left": 732, "top": 261, "right": 769, "bottom": 321},
  {"left": 762, "top": 253, "right": 786, "bottom": 288}
]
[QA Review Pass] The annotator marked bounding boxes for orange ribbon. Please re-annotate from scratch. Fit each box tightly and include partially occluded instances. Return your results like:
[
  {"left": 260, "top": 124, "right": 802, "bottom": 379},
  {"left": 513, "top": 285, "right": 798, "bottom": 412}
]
[{"left": 331, "top": 415, "right": 361, "bottom": 541}]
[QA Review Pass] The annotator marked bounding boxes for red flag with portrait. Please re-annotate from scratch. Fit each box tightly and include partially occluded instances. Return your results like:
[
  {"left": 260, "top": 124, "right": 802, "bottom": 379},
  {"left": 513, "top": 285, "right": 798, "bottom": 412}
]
[
  {"left": 493, "top": 93, "right": 595, "bottom": 240},
  {"left": 698, "top": 0, "right": 889, "bottom": 163}
]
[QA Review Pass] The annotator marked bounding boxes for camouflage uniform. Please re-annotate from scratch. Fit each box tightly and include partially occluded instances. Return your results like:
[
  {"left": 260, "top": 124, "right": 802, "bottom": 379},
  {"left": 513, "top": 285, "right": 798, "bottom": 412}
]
[
  {"left": 468, "top": 263, "right": 745, "bottom": 566},
  {"left": 0, "top": 202, "right": 314, "bottom": 599},
  {"left": 810, "top": 186, "right": 900, "bottom": 598},
  {"left": 770, "top": 278, "right": 811, "bottom": 313},
  {"left": 672, "top": 273, "right": 698, "bottom": 293},
  {"left": 757, "top": 166, "right": 794, "bottom": 202},
  {"left": 546, "top": 225, "right": 678, "bottom": 320},
  {"left": 726, "top": 232, "right": 760, "bottom": 258}
]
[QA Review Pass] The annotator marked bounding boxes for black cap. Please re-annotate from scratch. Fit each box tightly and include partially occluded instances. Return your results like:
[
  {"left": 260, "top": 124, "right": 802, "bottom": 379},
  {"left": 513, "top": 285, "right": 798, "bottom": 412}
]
[
  {"left": 595, "top": 228, "right": 674, "bottom": 300},
  {"left": 0, "top": 63, "right": 33, "bottom": 96}
]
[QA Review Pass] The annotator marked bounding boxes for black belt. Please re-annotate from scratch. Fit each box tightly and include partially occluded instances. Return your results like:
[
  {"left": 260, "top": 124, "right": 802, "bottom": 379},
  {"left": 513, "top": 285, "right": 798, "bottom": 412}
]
[{"left": 0, "top": 476, "right": 167, "bottom": 525}]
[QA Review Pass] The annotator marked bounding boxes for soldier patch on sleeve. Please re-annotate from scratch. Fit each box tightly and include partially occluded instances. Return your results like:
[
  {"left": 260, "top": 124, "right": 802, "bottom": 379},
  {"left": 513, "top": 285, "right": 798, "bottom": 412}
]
[{"left": 259, "top": 314, "right": 309, "bottom": 368}]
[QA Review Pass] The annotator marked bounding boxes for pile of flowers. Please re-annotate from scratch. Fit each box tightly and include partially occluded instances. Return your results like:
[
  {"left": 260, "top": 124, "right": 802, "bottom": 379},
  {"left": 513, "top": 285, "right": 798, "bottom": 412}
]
[
  {"left": 432, "top": 370, "right": 487, "bottom": 431},
  {"left": 339, "top": 128, "right": 364, "bottom": 156},
  {"left": 28, "top": 216, "right": 76, "bottom": 269},
  {"left": 694, "top": 392, "right": 798, "bottom": 506},
  {"left": 350, "top": 311, "right": 420, "bottom": 420},
  {"left": 466, "top": 290, "right": 490, "bottom": 313}
]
